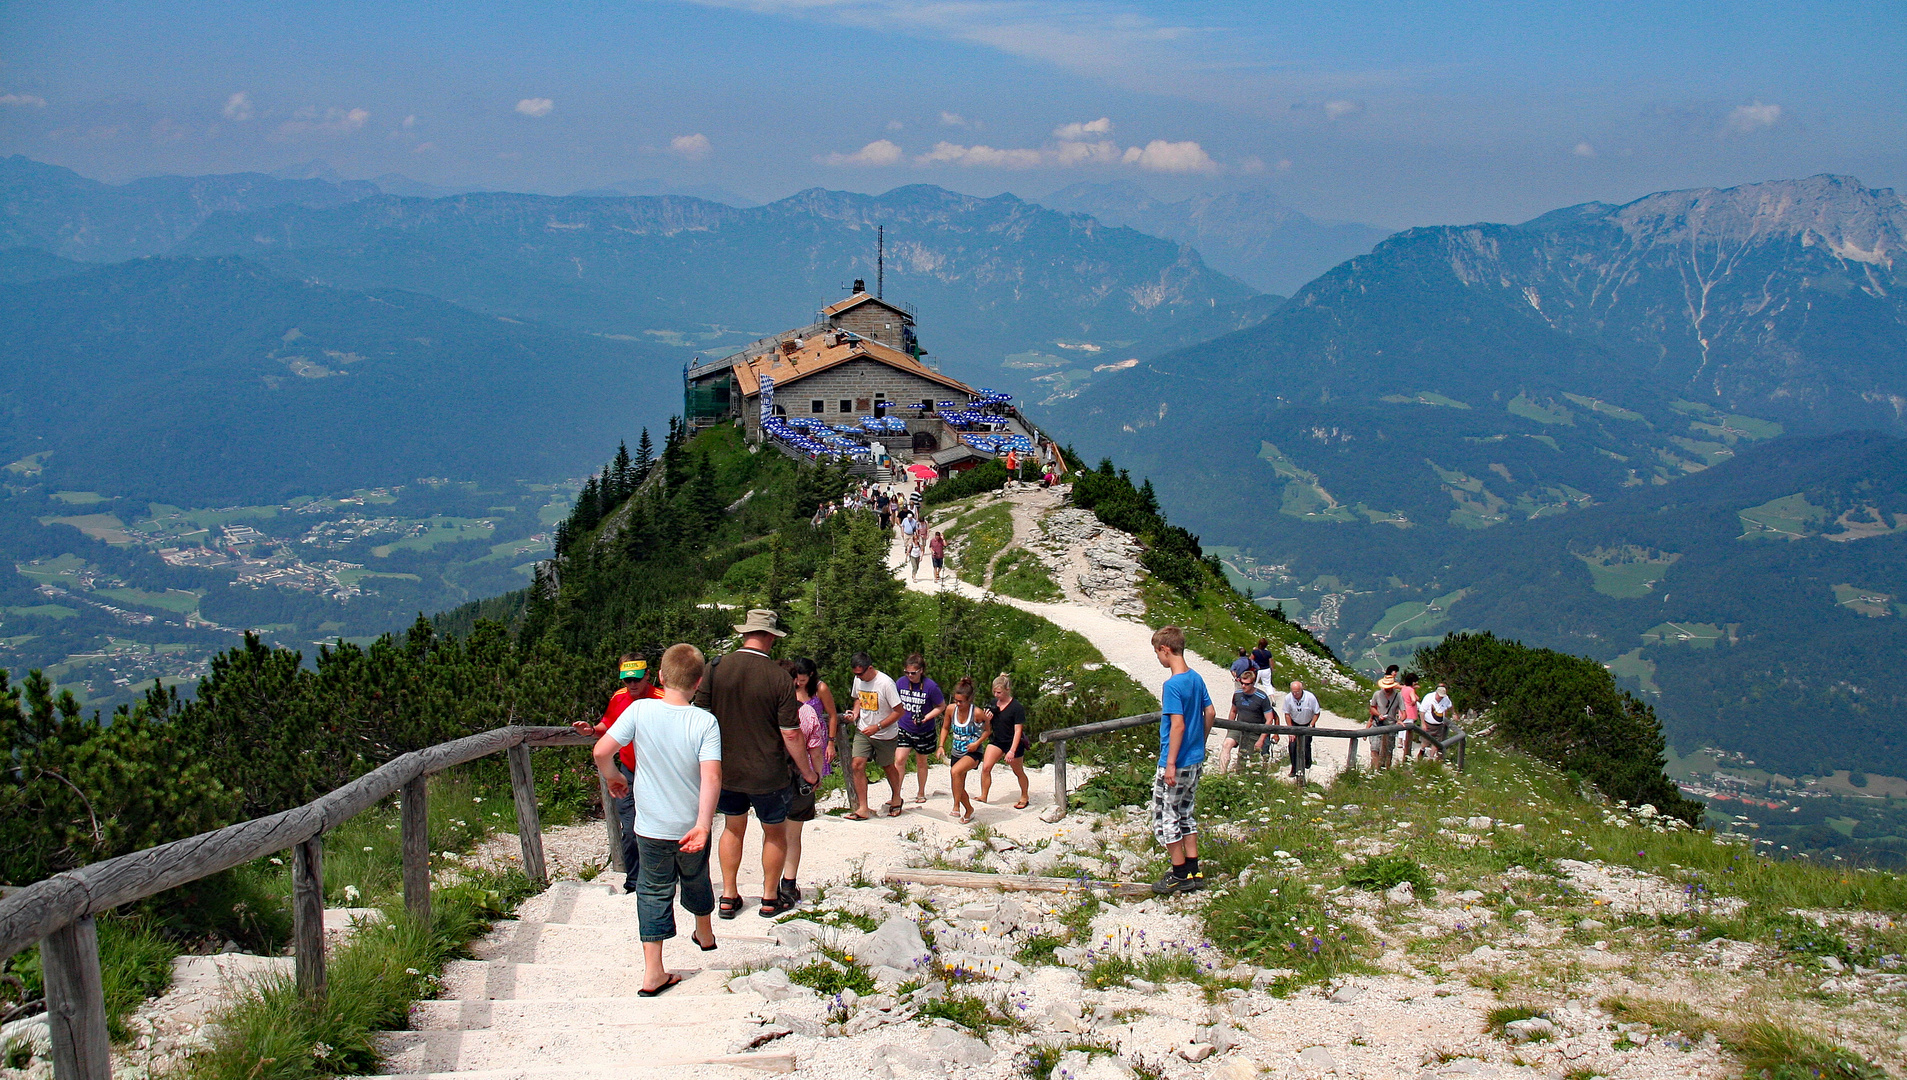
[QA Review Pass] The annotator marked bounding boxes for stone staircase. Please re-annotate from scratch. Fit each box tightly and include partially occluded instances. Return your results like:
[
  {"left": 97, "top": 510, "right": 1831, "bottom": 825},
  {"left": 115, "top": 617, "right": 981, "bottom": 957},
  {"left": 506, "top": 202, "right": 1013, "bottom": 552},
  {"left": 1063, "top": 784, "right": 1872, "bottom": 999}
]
[{"left": 364, "top": 880, "right": 797, "bottom": 1080}]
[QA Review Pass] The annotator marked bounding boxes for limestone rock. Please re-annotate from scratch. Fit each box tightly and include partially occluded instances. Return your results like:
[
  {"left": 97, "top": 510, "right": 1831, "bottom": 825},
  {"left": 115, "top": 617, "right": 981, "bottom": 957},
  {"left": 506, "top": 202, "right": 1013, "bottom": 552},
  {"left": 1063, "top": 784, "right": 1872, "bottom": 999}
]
[
  {"left": 1298, "top": 1046, "right": 1338, "bottom": 1071},
  {"left": 1504, "top": 1017, "right": 1556, "bottom": 1043},
  {"left": 1328, "top": 983, "right": 1364, "bottom": 1004},
  {"left": 882, "top": 1026, "right": 995, "bottom": 1070},
  {"left": 857, "top": 915, "right": 932, "bottom": 970},
  {"left": 1207, "top": 1058, "right": 1261, "bottom": 1080},
  {"left": 1051, "top": 1050, "right": 1138, "bottom": 1080},
  {"left": 1181, "top": 1042, "right": 1216, "bottom": 1062}
]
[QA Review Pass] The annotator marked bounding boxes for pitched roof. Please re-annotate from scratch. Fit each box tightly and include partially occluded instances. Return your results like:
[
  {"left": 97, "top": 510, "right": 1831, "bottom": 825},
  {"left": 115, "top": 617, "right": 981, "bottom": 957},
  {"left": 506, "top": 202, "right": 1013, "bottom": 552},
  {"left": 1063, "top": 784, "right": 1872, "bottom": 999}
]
[
  {"left": 732, "top": 332, "right": 973, "bottom": 397},
  {"left": 821, "top": 291, "right": 913, "bottom": 320}
]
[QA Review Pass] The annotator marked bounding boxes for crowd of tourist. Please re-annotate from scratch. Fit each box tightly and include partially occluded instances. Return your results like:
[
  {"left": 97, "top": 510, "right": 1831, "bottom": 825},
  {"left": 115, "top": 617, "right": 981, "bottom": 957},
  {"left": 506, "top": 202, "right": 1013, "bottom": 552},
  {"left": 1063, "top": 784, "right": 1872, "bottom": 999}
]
[
  {"left": 577, "top": 541, "right": 1457, "bottom": 990},
  {"left": 578, "top": 608, "right": 1036, "bottom": 994}
]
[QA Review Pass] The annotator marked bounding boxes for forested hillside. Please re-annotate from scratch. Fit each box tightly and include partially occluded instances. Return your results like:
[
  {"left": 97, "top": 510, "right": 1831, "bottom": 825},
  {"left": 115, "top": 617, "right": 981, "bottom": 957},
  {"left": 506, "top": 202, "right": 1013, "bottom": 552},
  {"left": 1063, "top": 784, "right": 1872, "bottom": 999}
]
[{"left": 0, "top": 256, "right": 678, "bottom": 502}]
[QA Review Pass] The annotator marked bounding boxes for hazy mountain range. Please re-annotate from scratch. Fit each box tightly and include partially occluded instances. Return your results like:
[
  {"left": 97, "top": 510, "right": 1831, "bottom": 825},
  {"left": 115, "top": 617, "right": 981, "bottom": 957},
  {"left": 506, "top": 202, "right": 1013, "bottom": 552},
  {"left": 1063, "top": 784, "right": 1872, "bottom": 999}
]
[
  {"left": 1049, "top": 174, "right": 1907, "bottom": 775},
  {"left": 1042, "top": 181, "right": 1391, "bottom": 294}
]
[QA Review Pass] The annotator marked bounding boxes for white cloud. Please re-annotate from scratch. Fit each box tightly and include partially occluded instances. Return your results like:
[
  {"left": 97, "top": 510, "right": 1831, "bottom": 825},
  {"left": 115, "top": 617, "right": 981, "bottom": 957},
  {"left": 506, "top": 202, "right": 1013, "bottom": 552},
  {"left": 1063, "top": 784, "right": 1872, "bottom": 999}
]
[
  {"left": 403, "top": 114, "right": 417, "bottom": 129},
  {"left": 0, "top": 93, "right": 47, "bottom": 108},
  {"left": 1120, "top": 139, "right": 1217, "bottom": 173},
  {"left": 1573, "top": 141, "right": 1597, "bottom": 157},
  {"left": 1323, "top": 99, "right": 1362, "bottom": 120},
  {"left": 918, "top": 141, "right": 1045, "bottom": 168},
  {"left": 939, "top": 111, "right": 973, "bottom": 127},
  {"left": 886, "top": 119, "right": 905, "bottom": 130},
  {"left": 1053, "top": 139, "right": 1120, "bottom": 166},
  {"left": 1053, "top": 116, "right": 1112, "bottom": 140},
  {"left": 670, "top": 133, "right": 712, "bottom": 160},
  {"left": 1725, "top": 101, "right": 1781, "bottom": 133},
  {"left": 274, "top": 106, "right": 369, "bottom": 137},
  {"left": 515, "top": 97, "right": 555, "bottom": 117},
  {"left": 821, "top": 139, "right": 905, "bottom": 166},
  {"left": 222, "top": 92, "right": 253, "bottom": 121}
]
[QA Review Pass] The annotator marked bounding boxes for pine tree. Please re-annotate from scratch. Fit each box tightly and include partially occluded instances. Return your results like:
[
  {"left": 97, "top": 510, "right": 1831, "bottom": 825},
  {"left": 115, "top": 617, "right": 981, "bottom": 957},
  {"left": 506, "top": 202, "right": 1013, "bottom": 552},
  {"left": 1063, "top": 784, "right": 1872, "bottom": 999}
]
[
  {"left": 611, "top": 442, "right": 634, "bottom": 503},
  {"left": 634, "top": 428, "right": 655, "bottom": 484}
]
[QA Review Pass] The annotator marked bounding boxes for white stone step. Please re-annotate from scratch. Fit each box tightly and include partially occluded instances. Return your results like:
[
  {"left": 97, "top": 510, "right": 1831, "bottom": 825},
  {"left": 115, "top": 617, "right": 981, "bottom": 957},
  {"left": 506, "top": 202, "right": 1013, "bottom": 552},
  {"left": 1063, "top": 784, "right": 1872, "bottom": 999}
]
[
  {"left": 407, "top": 995, "right": 760, "bottom": 1031},
  {"left": 362, "top": 1053, "right": 795, "bottom": 1080},
  {"left": 378, "top": 1018, "right": 759, "bottom": 1072},
  {"left": 439, "top": 961, "right": 734, "bottom": 1001},
  {"left": 467, "top": 921, "right": 776, "bottom": 963}
]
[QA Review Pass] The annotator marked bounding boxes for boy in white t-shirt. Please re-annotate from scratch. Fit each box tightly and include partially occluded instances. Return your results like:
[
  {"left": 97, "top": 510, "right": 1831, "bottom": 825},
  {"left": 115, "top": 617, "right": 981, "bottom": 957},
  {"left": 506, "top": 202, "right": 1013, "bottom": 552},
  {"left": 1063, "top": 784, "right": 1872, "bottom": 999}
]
[{"left": 594, "top": 643, "right": 723, "bottom": 998}]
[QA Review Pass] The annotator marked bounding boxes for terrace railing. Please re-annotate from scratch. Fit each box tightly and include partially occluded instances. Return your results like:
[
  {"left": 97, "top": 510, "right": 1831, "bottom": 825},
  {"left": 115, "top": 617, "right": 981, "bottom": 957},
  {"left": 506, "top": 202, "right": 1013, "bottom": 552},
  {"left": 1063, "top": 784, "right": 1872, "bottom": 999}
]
[
  {"left": 0, "top": 725, "right": 596, "bottom": 1080},
  {"left": 1037, "top": 713, "right": 1467, "bottom": 815}
]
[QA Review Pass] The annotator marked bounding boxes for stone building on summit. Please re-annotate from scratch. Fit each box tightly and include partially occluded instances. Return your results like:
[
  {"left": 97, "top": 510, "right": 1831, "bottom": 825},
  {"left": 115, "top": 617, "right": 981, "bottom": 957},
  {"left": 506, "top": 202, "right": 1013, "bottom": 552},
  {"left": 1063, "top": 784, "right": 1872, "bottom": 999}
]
[{"left": 683, "top": 280, "right": 1027, "bottom": 463}]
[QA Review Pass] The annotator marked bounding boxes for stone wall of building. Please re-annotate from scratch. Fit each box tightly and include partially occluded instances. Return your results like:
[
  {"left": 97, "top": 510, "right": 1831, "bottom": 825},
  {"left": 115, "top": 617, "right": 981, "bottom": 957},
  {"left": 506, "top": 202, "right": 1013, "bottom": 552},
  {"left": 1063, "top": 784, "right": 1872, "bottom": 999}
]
[
  {"left": 743, "top": 357, "right": 964, "bottom": 443},
  {"left": 830, "top": 304, "right": 910, "bottom": 351}
]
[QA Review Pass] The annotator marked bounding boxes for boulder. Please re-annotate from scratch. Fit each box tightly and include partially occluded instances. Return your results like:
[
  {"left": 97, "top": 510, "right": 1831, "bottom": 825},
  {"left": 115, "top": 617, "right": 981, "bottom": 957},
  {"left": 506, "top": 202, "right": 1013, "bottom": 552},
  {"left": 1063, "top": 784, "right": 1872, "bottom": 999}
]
[
  {"left": 1503, "top": 1017, "right": 1556, "bottom": 1044},
  {"left": 1327, "top": 983, "right": 1364, "bottom": 1004},
  {"left": 882, "top": 1026, "right": 995, "bottom": 1071},
  {"left": 1207, "top": 1058, "right": 1261, "bottom": 1080},
  {"left": 857, "top": 915, "right": 932, "bottom": 971},
  {"left": 1298, "top": 1046, "right": 1337, "bottom": 1071},
  {"left": 1047, "top": 1000, "right": 1089, "bottom": 1034},
  {"left": 1181, "top": 1042, "right": 1217, "bottom": 1062},
  {"left": 1578, "top": 918, "right": 1606, "bottom": 931},
  {"left": 1385, "top": 881, "right": 1416, "bottom": 904},
  {"left": 730, "top": 967, "right": 809, "bottom": 1001}
]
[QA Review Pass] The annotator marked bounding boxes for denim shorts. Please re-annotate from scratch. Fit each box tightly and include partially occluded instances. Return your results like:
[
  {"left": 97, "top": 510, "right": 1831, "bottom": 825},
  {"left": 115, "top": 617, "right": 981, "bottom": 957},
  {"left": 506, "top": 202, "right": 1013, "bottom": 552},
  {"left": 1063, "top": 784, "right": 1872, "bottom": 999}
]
[
  {"left": 633, "top": 835, "right": 714, "bottom": 942},
  {"left": 717, "top": 783, "right": 794, "bottom": 825}
]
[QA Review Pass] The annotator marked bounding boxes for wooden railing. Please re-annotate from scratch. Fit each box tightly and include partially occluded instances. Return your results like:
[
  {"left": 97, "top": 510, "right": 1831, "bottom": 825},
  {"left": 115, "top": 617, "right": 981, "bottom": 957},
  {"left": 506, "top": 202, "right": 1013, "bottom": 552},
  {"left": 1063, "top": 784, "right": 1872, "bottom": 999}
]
[
  {"left": 0, "top": 725, "right": 595, "bottom": 1080},
  {"left": 1039, "top": 713, "right": 1467, "bottom": 814}
]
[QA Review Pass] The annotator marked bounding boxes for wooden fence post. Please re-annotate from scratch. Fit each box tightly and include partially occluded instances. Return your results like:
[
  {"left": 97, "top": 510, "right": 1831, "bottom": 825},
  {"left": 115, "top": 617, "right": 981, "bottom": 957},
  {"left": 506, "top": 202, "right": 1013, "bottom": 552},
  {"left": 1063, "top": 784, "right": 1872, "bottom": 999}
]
[
  {"left": 1051, "top": 740, "right": 1068, "bottom": 814},
  {"left": 600, "top": 776, "right": 625, "bottom": 874},
  {"left": 401, "top": 774, "right": 431, "bottom": 925},
  {"left": 292, "top": 835, "right": 326, "bottom": 1000},
  {"left": 507, "top": 742, "right": 548, "bottom": 884},
  {"left": 42, "top": 914, "right": 110, "bottom": 1080}
]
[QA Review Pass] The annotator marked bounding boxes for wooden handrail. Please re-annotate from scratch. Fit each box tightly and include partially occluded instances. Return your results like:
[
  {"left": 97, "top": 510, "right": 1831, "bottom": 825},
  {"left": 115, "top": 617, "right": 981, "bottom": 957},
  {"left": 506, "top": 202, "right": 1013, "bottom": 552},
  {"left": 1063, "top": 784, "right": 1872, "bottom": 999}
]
[
  {"left": 3, "top": 723, "right": 595, "bottom": 1080},
  {"left": 1036, "top": 711, "right": 1469, "bottom": 816}
]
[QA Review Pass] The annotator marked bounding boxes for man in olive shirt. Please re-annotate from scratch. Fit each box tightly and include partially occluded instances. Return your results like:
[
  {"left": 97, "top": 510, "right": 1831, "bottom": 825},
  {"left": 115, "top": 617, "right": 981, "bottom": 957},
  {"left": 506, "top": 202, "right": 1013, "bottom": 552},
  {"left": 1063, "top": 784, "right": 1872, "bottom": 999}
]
[{"left": 694, "top": 609, "right": 819, "bottom": 917}]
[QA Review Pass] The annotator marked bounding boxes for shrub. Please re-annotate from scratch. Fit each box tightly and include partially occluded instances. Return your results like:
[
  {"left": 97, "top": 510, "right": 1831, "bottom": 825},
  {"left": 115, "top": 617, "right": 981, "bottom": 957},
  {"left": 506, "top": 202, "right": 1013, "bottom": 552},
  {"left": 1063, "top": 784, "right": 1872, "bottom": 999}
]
[
  {"left": 1202, "top": 873, "right": 1363, "bottom": 984},
  {"left": 1344, "top": 855, "right": 1435, "bottom": 896}
]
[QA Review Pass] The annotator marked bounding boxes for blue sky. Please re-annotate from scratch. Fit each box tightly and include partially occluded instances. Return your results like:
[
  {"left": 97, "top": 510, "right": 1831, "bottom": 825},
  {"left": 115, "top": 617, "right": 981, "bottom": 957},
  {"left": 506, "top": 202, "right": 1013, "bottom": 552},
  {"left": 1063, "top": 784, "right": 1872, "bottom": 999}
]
[{"left": 2, "top": 0, "right": 1902, "bottom": 227}]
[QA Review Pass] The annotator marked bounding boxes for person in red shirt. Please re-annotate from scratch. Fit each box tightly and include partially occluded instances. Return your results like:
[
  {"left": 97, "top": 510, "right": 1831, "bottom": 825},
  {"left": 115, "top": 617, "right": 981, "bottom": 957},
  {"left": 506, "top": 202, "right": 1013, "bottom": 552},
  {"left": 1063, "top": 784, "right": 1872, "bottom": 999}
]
[{"left": 573, "top": 653, "right": 658, "bottom": 892}]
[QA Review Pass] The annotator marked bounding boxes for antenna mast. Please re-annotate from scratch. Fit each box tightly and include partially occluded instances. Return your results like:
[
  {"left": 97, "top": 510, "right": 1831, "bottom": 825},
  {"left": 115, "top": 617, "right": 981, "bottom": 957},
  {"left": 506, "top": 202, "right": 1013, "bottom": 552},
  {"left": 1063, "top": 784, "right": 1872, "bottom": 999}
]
[{"left": 877, "top": 225, "right": 884, "bottom": 298}]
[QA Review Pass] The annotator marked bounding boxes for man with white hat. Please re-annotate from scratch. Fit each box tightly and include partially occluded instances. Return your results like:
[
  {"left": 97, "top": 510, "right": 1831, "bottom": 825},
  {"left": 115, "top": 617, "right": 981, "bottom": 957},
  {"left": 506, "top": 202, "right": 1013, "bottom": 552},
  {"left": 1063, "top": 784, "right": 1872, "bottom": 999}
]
[
  {"left": 1367, "top": 668, "right": 1404, "bottom": 769},
  {"left": 694, "top": 609, "right": 819, "bottom": 918}
]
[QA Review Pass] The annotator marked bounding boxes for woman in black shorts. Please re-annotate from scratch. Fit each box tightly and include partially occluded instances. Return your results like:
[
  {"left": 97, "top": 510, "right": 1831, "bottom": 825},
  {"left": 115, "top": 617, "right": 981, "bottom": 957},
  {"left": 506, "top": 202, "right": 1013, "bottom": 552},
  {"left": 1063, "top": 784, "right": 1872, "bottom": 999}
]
[{"left": 978, "top": 672, "right": 1030, "bottom": 809}]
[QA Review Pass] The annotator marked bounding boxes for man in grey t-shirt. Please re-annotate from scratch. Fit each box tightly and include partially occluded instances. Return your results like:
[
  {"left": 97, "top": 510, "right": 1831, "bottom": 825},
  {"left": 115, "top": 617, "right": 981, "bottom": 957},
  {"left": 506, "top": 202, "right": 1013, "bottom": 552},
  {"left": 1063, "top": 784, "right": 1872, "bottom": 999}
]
[{"left": 1368, "top": 673, "right": 1403, "bottom": 769}]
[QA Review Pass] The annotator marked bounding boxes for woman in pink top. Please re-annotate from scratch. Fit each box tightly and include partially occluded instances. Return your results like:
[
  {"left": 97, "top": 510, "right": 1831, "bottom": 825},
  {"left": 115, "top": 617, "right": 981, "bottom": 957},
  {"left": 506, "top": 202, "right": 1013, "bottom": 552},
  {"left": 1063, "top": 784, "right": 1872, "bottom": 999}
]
[
  {"left": 928, "top": 531, "right": 947, "bottom": 583},
  {"left": 785, "top": 657, "right": 836, "bottom": 901},
  {"left": 1399, "top": 671, "right": 1423, "bottom": 759}
]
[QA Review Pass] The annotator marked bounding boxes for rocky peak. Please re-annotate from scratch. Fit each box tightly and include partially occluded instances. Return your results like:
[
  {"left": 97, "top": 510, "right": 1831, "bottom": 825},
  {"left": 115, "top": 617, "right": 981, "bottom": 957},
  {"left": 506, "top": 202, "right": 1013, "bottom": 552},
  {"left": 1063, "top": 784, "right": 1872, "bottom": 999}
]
[{"left": 1606, "top": 174, "right": 1907, "bottom": 266}]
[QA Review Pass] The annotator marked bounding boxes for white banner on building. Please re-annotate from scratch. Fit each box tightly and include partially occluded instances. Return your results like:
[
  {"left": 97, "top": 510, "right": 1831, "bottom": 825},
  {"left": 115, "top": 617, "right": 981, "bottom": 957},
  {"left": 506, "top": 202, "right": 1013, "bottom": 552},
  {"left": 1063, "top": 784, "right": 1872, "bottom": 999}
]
[{"left": 759, "top": 375, "right": 775, "bottom": 423}]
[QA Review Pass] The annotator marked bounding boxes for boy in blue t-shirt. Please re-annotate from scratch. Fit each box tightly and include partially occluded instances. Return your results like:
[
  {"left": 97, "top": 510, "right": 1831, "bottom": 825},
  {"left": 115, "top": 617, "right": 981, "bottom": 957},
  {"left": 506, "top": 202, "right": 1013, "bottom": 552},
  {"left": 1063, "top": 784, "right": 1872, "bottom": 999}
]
[{"left": 1151, "top": 625, "right": 1215, "bottom": 895}]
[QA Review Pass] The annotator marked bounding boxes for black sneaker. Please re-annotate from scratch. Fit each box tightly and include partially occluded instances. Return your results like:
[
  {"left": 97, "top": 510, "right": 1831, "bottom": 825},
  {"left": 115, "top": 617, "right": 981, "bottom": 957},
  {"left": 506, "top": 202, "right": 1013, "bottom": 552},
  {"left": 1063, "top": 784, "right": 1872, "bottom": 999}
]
[{"left": 1152, "top": 870, "right": 1199, "bottom": 896}]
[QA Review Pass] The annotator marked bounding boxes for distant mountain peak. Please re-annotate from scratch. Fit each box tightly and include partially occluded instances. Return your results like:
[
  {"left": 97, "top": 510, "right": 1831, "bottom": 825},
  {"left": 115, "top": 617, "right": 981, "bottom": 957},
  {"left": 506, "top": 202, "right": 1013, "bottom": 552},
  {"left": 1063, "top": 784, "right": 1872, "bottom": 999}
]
[{"left": 1608, "top": 174, "right": 1906, "bottom": 266}]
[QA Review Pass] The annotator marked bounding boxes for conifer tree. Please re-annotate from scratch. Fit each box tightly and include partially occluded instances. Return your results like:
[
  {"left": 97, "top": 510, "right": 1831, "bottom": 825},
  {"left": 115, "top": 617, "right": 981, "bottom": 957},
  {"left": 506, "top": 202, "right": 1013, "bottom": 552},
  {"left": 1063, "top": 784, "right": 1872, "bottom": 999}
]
[
  {"left": 611, "top": 441, "right": 634, "bottom": 503},
  {"left": 634, "top": 428, "right": 655, "bottom": 484}
]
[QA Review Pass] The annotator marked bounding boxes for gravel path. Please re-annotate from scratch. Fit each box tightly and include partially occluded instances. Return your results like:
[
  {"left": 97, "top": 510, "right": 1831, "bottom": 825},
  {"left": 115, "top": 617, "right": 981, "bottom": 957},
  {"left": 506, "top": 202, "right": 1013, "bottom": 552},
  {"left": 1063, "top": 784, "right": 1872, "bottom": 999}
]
[{"left": 900, "top": 484, "right": 1364, "bottom": 779}]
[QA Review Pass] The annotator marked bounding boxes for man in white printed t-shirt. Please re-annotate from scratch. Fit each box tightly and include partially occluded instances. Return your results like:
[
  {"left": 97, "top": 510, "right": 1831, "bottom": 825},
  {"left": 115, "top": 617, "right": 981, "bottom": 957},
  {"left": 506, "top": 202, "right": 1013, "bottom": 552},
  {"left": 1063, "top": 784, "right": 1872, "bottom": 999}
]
[
  {"left": 1280, "top": 680, "right": 1322, "bottom": 785},
  {"left": 845, "top": 651, "right": 906, "bottom": 819},
  {"left": 594, "top": 643, "right": 722, "bottom": 998}
]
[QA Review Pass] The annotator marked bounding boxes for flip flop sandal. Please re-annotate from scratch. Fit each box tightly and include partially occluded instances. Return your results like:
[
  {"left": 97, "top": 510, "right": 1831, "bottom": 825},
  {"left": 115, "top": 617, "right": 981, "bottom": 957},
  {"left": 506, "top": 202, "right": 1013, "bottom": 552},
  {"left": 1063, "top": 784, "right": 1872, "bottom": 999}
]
[
  {"left": 884, "top": 802, "right": 904, "bottom": 817},
  {"left": 911, "top": 794, "right": 927, "bottom": 804},
  {"left": 718, "top": 895, "right": 744, "bottom": 920},
  {"left": 638, "top": 973, "right": 683, "bottom": 997},
  {"left": 844, "top": 810, "right": 873, "bottom": 821},
  {"left": 692, "top": 931, "right": 718, "bottom": 952},
  {"left": 1013, "top": 799, "right": 1030, "bottom": 809}
]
